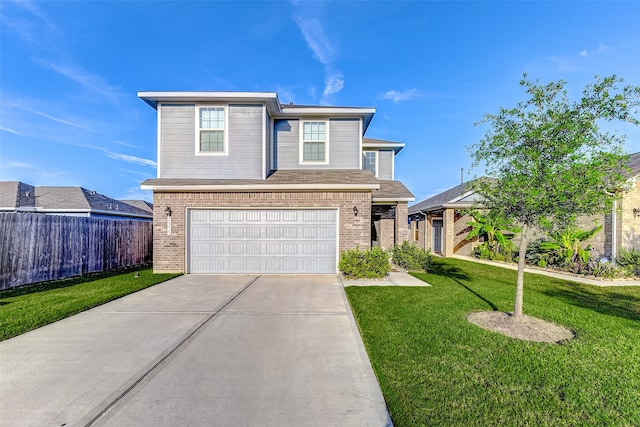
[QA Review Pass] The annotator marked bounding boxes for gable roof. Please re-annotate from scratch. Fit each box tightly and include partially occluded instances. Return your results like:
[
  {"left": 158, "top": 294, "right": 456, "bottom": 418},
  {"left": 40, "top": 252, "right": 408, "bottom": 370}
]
[
  {"left": 408, "top": 180, "right": 482, "bottom": 215},
  {"left": 120, "top": 200, "right": 154, "bottom": 213},
  {"left": 626, "top": 152, "right": 640, "bottom": 178},
  {"left": 0, "top": 182, "right": 152, "bottom": 219},
  {"left": 0, "top": 181, "right": 35, "bottom": 210}
]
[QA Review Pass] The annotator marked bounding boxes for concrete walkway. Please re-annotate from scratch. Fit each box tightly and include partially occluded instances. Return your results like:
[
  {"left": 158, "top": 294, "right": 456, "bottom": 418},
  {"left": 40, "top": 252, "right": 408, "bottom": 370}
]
[
  {"left": 452, "top": 255, "right": 640, "bottom": 287},
  {"left": 341, "top": 271, "right": 431, "bottom": 287},
  {"left": 0, "top": 275, "right": 391, "bottom": 427}
]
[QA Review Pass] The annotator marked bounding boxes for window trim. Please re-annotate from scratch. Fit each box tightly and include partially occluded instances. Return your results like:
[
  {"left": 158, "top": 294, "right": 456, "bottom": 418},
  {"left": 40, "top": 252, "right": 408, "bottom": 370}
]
[
  {"left": 299, "top": 120, "right": 330, "bottom": 165},
  {"left": 195, "top": 105, "right": 228, "bottom": 156},
  {"left": 363, "top": 150, "right": 378, "bottom": 177}
]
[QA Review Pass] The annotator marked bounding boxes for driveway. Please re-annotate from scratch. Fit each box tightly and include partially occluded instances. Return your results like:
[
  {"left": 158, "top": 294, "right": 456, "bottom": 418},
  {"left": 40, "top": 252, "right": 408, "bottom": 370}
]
[{"left": 0, "top": 275, "right": 391, "bottom": 426}]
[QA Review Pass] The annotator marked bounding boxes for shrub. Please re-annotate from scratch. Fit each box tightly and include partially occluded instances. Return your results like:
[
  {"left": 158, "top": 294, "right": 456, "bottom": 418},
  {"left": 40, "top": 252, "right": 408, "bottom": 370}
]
[
  {"left": 391, "top": 241, "right": 432, "bottom": 272},
  {"left": 339, "top": 247, "right": 391, "bottom": 279},
  {"left": 472, "top": 241, "right": 516, "bottom": 262},
  {"left": 588, "top": 259, "right": 627, "bottom": 279},
  {"left": 616, "top": 247, "right": 640, "bottom": 276}
]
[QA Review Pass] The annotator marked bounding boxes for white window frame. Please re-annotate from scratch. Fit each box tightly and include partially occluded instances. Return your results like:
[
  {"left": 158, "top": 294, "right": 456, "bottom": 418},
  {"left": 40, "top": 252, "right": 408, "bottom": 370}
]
[
  {"left": 363, "top": 150, "right": 378, "bottom": 177},
  {"left": 195, "top": 105, "right": 228, "bottom": 156},
  {"left": 299, "top": 120, "right": 329, "bottom": 165}
]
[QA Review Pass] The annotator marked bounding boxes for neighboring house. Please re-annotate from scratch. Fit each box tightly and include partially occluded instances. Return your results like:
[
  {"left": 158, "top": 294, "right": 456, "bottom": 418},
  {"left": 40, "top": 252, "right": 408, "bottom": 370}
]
[
  {"left": 409, "top": 152, "right": 640, "bottom": 260},
  {"left": 138, "top": 91, "right": 414, "bottom": 274},
  {"left": 408, "top": 180, "right": 483, "bottom": 257},
  {"left": 0, "top": 181, "right": 153, "bottom": 221}
]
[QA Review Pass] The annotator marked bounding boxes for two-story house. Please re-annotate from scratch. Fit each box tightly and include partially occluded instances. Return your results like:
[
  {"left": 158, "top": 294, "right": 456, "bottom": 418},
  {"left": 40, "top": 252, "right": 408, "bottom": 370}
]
[{"left": 139, "top": 91, "right": 413, "bottom": 274}]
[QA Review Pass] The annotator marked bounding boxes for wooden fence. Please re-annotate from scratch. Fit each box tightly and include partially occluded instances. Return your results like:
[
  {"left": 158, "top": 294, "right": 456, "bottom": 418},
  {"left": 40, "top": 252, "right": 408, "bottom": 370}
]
[{"left": 0, "top": 213, "right": 153, "bottom": 290}]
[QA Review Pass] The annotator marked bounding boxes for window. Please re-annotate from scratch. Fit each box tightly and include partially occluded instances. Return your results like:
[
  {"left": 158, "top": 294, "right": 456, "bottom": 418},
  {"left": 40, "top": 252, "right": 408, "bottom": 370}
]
[
  {"left": 197, "top": 107, "right": 226, "bottom": 154},
  {"left": 363, "top": 151, "right": 377, "bottom": 176},
  {"left": 301, "top": 121, "right": 328, "bottom": 163}
]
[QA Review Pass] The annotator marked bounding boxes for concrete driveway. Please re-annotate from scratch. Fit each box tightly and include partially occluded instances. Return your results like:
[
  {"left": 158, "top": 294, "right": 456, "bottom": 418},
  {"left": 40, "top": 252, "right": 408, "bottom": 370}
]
[{"left": 0, "top": 275, "right": 391, "bottom": 426}]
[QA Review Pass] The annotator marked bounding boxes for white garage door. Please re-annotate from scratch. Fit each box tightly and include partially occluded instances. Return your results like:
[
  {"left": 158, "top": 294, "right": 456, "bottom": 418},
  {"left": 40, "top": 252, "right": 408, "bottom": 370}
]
[{"left": 189, "top": 209, "right": 337, "bottom": 274}]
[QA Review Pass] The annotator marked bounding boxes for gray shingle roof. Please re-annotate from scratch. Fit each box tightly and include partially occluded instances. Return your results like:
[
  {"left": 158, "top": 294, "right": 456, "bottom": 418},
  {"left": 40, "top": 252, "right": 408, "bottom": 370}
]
[
  {"left": 120, "top": 200, "right": 154, "bottom": 213},
  {"left": 141, "top": 170, "right": 414, "bottom": 201},
  {"left": 0, "top": 181, "right": 35, "bottom": 209},
  {"left": 408, "top": 181, "right": 474, "bottom": 214},
  {"left": 374, "top": 180, "right": 414, "bottom": 201},
  {"left": 0, "top": 182, "right": 152, "bottom": 218}
]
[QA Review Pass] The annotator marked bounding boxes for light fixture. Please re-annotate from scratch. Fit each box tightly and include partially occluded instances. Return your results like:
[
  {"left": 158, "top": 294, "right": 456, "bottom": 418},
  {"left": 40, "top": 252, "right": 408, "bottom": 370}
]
[
  {"left": 165, "top": 206, "right": 172, "bottom": 217},
  {"left": 353, "top": 206, "right": 358, "bottom": 216}
]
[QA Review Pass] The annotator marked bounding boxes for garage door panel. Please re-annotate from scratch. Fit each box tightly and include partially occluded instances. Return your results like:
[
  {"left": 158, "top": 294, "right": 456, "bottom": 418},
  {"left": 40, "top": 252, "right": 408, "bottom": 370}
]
[{"left": 189, "top": 209, "right": 337, "bottom": 274}]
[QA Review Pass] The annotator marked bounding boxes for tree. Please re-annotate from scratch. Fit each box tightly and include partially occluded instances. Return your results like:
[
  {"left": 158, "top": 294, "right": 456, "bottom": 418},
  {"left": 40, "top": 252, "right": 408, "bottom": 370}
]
[{"left": 469, "top": 75, "right": 640, "bottom": 318}]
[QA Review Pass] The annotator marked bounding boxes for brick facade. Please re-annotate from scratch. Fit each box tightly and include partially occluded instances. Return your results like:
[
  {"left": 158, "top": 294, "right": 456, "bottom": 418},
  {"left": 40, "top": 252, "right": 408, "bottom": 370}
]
[{"left": 152, "top": 191, "right": 372, "bottom": 273}]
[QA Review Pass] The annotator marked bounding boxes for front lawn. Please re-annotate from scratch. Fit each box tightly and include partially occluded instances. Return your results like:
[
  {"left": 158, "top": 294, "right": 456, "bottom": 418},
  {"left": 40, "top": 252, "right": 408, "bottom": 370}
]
[
  {"left": 0, "top": 269, "right": 180, "bottom": 341},
  {"left": 346, "top": 257, "right": 640, "bottom": 426}
]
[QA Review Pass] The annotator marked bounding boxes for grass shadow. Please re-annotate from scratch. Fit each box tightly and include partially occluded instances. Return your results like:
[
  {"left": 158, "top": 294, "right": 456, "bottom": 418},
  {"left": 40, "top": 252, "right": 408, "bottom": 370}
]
[
  {"left": 0, "top": 266, "right": 148, "bottom": 299},
  {"left": 543, "top": 285, "right": 640, "bottom": 322},
  {"left": 428, "top": 260, "right": 499, "bottom": 311}
]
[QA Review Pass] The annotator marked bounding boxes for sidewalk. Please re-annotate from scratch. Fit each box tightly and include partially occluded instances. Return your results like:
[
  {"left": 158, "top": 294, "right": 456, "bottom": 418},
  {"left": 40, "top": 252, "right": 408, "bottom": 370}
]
[
  {"left": 452, "top": 255, "right": 640, "bottom": 287},
  {"left": 341, "top": 270, "right": 431, "bottom": 287}
]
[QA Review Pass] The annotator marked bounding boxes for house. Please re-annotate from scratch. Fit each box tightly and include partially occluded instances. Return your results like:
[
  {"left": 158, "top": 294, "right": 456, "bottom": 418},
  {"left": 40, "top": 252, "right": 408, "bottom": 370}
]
[
  {"left": 0, "top": 181, "right": 153, "bottom": 221},
  {"left": 408, "top": 180, "right": 483, "bottom": 257},
  {"left": 138, "top": 91, "right": 414, "bottom": 274},
  {"left": 409, "top": 152, "right": 640, "bottom": 260}
]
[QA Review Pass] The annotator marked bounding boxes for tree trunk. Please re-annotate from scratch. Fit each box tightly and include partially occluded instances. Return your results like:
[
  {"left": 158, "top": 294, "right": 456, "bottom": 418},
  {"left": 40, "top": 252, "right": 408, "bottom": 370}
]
[{"left": 514, "top": 226, "right": 529, "bottom": 318}]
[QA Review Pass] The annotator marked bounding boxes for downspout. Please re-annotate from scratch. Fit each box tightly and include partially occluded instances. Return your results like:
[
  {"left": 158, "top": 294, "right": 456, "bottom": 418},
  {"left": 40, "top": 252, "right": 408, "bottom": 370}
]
[{"left": 611, "top": 199, "right": 617, "bottom": 261}]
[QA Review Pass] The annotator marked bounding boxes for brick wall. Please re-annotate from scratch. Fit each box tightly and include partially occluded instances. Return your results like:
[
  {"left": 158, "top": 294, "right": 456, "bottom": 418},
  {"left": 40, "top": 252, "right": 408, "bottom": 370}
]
[
  {"left": 395, "top": 202, "right": 408, "bottom": 244},
  {"left": 152, "top": 191, "right": 372, "bottom": 273},
  {"left": 379, "top": 219, "right": 395, "bottom": 249},
  {"left": 453, "top": 211, "right": 478, "bottom": 256}
]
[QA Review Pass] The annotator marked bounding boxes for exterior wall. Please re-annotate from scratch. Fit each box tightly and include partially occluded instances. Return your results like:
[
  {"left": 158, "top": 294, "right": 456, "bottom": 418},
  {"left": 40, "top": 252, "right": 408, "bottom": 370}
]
[
  {"left": 152, "top": 191, "right": 371, "bottom": 273},
  {"left": 379, "top": 219, "right": 395, "bottom": 249},
  {"left": 377, "top": 150, "right": 394, "bottom": 180},
  {"left": 395, "top": 202, "right": 408, "bottom": 244},
  {"left": 159, "top": 104, "right": 263, "bottom": 179},
  {"left": 453, "top": 212, "right": 477, "bottom": 256},
  {"left": 443, "top": 208, "right": 455, "bottom": 257},
  {"left": 275, "top": 118, "right": 361, "bottom": 170},
  {"left": 618, "top": 183, "right": 640, "bottom": 255}
]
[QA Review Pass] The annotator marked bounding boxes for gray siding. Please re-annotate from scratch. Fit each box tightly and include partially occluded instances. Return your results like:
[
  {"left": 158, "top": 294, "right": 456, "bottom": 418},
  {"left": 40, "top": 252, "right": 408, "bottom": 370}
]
[
  {"left": 378, "top": 150, "right": 394, "bottom": 180},
  {"left": 159, "top": 104, "right": 263, "bottom": 179},
  {"left": 275, "top": 118, "right": 361, "bottom": 170}
]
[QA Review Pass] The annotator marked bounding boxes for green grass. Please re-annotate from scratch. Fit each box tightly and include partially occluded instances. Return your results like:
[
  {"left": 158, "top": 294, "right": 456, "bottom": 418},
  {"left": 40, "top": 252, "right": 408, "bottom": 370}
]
[
  {"left": 345, "top": 257, "right": 640, "bottom": 426},
  {"left": 0, "top": 269, "right": 180, "bottom": 341}
]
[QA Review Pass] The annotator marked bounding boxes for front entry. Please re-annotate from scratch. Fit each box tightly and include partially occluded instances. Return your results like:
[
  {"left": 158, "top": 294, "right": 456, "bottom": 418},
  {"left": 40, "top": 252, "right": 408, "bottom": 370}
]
[{"left": 432, "top": 219, "right": 443, "bottom": 253}]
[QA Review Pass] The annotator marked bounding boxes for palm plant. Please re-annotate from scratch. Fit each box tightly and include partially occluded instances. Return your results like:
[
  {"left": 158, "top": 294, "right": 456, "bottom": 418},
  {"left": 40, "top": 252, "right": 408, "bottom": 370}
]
[
  {"left": 539, "top": 225, "right": 602, "bottom": 265},
  {"left": 466, "top": 209, "right": 519, "bottom": 256}
]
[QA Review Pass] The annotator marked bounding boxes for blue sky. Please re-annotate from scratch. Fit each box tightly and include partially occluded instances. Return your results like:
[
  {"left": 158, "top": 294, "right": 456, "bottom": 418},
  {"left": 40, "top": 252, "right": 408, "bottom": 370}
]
[{"left": 1, "top": 1, "right": 639, "bottom": 203}]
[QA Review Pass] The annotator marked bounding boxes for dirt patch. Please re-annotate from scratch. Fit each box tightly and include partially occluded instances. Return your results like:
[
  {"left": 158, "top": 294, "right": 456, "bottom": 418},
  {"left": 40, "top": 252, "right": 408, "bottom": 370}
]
[{"left": 467, "top": 311, "right": 575, "bottom": 343}]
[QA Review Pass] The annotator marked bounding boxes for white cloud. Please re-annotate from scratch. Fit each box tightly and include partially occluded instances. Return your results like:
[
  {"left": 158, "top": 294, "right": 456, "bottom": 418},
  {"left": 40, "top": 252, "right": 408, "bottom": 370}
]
[
  {"left": 381, "top": 89, "right": 420, "bottom": 103},
  {"left": 104, "top": 152, "right": 157, "bottom": 168},
  {"left": 292, "top": 8, "right": 345, "bottom": 103},
  {"left": 7, "top": 161, "right": 32, "bottom": 168},
  {"left": 41, "top": 61, "right": 124, "bottom": 103},
  {"left": 294, "top": 17, "right": 335, "bottom": 65},
  {"left": 17, "top": 104, "right": 92, "bottom": 131},
  {"left": 321, "top": 72, "right": 344, "bottom": 104},
  {"left": 580, "top": 50, "right": 588, "bottom": 57},
  {"left": 0, "top": 126, "right": 24, "bottom": 135}
]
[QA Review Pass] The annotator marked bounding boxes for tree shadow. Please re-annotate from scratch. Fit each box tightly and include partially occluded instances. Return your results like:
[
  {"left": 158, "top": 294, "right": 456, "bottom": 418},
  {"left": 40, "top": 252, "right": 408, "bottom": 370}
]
[
  {"left": 428, "top": 262, "right": 499, "bottom": 311},
  {"left": 542, "top": 284, "right": 640, "bottom": 322}
]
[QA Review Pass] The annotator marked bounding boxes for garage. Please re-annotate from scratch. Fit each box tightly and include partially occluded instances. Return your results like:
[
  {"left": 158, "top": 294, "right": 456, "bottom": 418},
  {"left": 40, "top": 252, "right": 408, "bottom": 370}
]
[{"left": 188, "top": 209, "right": 337, "bottom": 274}]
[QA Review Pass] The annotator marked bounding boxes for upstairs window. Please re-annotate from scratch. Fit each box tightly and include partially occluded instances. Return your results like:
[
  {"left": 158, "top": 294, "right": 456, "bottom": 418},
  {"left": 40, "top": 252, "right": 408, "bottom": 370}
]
[
  {"left": 301, "top": 121, "right": 328, "bottom": 163},
  {"left": 363, "top": 151, "right": 378, "bottom": 177},
  {"left": 197, "top": 107, "right": 226, "bottom": 154}
]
